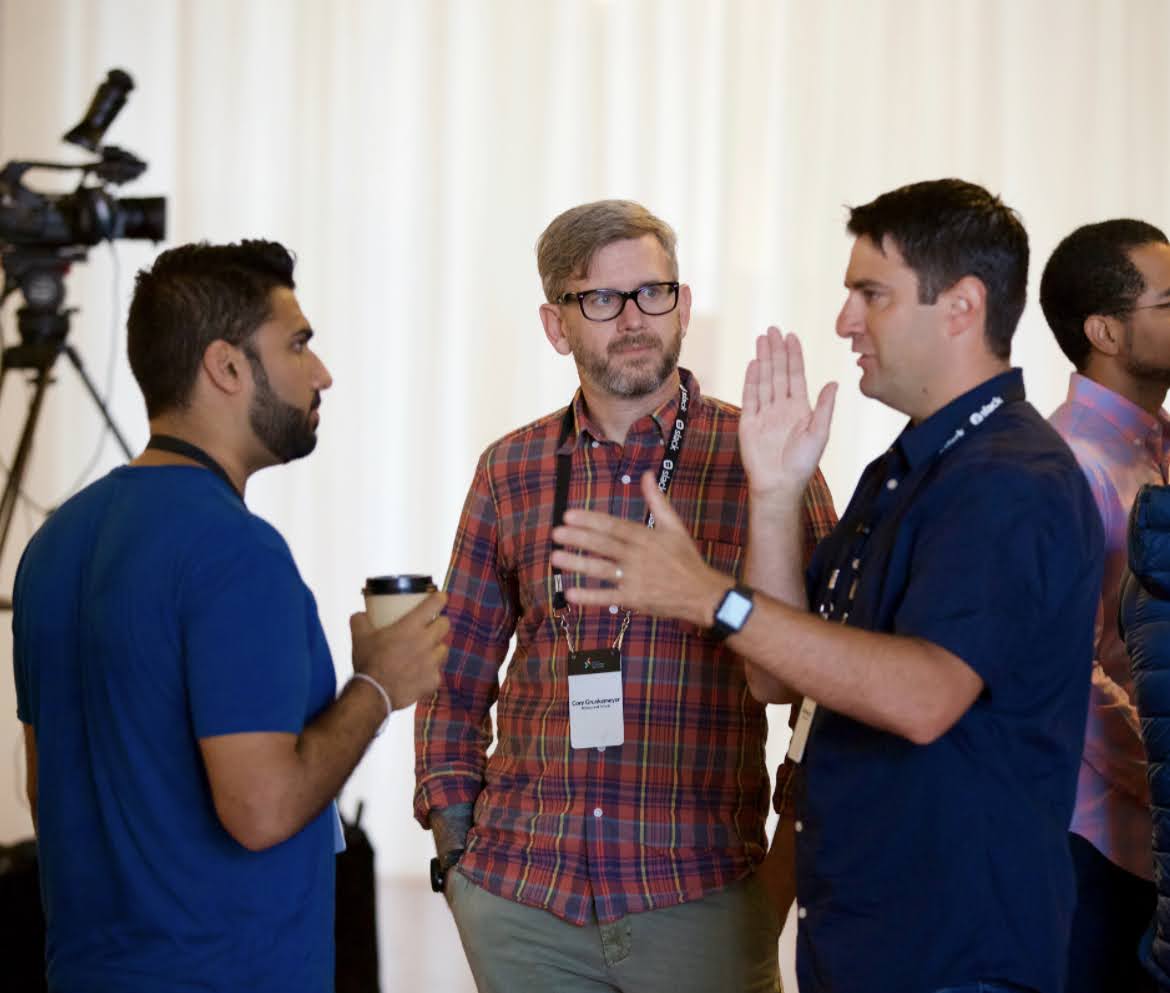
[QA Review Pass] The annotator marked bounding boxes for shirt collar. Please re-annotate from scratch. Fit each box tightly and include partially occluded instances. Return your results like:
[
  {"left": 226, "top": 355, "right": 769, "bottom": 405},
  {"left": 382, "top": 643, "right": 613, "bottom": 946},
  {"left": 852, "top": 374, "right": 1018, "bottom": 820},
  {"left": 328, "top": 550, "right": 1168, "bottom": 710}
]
[
  {"left": 562, "top": 368, "right": 700, "bottom": 450},
  {"left": 896, "top": 368, "right": 1026, "bottom": 470},
  {"left": 1065, "top": 372, "right": 1170, "bottom": 455}
]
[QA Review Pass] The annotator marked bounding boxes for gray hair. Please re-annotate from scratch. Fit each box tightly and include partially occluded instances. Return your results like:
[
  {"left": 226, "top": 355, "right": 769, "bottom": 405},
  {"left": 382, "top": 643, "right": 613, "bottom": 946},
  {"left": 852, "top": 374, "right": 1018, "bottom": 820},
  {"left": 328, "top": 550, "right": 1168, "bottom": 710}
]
[{"left": 536, "top": 200, "right": 678, "bottom": 302}]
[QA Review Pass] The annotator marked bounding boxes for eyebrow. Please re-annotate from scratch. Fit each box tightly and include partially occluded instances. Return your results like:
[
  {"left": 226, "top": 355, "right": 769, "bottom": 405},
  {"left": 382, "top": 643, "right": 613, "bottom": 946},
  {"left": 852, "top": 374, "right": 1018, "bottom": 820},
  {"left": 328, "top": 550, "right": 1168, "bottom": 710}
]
[{"left": 844, "top": 277, "right": 888, "bottom": 292}]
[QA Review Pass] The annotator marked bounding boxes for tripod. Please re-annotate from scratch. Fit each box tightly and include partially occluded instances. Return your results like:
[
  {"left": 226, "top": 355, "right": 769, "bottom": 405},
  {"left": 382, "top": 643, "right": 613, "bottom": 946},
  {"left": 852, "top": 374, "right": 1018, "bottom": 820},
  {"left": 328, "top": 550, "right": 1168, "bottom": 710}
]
[{"left": 0, "top": 249, "right": 133, "bottom": 603}]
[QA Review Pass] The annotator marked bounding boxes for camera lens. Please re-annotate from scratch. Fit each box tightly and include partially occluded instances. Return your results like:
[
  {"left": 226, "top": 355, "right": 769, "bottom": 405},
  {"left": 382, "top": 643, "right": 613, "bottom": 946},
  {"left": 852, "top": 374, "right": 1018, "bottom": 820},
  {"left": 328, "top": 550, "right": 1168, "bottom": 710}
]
[{"left": 113, "top": 197, "right": 166, "bottom": 242}]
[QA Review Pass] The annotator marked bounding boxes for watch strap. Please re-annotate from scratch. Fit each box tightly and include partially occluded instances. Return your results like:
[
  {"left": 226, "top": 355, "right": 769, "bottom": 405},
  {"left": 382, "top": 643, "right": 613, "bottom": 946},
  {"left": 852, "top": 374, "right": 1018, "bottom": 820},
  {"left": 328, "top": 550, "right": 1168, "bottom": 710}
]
[{"left": 430, "top": 848, "right": 465, "bottom": 893}]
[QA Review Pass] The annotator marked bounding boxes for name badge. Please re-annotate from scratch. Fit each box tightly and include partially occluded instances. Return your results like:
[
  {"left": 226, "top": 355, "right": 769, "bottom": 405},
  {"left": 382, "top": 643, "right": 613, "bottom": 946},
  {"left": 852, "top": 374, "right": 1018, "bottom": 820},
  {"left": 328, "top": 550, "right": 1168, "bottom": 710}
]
[
  {"left": 568, "top": 648, "right": 624, "bottom": 749},
  {"left": 786, "top": 697, "right": 818, "bottom": 764}
]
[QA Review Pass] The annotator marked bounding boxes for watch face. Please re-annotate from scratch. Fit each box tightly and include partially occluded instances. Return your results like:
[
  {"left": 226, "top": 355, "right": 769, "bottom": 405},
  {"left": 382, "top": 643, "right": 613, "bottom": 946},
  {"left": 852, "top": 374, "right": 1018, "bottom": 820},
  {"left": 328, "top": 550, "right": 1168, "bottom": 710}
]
[{"left": 716, "top": 590, "right": 753, "bottom": 629}]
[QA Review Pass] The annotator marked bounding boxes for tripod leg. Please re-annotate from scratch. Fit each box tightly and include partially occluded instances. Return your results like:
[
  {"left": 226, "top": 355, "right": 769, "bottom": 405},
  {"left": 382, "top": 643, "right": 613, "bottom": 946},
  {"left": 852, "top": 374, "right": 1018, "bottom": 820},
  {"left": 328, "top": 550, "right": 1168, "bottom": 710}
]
[
  {"left": 0, "top": 367, "right": 53, "bottom": 569},
  {"left": 62, "top": 344, "right": 134, "bottom": 459}
]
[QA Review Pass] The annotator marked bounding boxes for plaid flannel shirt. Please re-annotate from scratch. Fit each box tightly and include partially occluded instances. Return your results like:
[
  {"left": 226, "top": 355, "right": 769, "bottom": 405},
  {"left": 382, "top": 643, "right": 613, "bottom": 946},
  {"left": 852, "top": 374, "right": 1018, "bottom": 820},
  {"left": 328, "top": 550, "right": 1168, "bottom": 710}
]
[{"left": 415, "top": 368, "right": 837, "bottom": 924}]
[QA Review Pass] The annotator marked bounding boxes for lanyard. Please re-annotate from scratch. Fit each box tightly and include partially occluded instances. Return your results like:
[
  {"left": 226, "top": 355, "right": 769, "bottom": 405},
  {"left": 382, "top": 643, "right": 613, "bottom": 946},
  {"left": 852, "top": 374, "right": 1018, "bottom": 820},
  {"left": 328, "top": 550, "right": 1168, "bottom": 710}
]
[
  {"left": 792, "top": 382, "right": 1021, "bottom": 766},
  {"left": 816, "top": 383, "right": 1019, "bottom": 624},
  {"left": 146, "top": 434, "right": 243, "bottom": 501},
  {"left": 550, "top": 382, "right": 692, "bottom": 621}
]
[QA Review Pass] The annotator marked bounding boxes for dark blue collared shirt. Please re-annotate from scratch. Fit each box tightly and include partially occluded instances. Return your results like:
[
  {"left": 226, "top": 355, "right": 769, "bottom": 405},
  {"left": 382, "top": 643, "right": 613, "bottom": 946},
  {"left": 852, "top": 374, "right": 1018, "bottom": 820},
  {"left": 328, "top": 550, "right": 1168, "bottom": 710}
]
[{"left": 794, "top": 369, "right": 1103, "bottom": 993}]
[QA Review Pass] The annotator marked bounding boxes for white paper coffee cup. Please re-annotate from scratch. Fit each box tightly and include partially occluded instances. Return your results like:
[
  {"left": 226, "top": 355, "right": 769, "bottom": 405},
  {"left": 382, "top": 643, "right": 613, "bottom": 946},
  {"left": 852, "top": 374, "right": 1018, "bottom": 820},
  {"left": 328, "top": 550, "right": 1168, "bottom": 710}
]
[{"left": 363, "top": 574, "right": 437, "bottom": 628}]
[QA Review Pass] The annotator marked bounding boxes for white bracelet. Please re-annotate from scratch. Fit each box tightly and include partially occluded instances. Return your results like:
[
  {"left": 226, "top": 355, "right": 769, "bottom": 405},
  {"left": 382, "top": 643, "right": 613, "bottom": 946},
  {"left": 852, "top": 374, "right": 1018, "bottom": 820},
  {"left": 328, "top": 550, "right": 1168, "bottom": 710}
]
[{"left": 350, "top": 673, "right": 391, "bottom": 736}]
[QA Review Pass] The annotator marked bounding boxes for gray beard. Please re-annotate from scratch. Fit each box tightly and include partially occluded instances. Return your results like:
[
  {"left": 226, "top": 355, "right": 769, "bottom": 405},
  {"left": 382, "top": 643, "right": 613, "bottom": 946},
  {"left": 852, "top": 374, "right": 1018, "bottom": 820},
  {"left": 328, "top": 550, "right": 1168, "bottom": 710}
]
[{"left": 576, "top": 332, "right": 682, "bottom": 398}]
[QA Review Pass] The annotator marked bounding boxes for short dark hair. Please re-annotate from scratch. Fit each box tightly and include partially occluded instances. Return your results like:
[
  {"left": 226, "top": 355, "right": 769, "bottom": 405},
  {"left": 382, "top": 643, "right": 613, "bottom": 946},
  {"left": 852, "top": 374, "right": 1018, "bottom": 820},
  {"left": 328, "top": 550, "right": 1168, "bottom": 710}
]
[
  {"left": 846, "top": 179, "right": 1029, "bottom": 359},
  {"left": 127, "top": 240, "right": 296, "bottom": 418},
  {"left": 1039, "top": 219, "right": 1169, "bottom": 370}
]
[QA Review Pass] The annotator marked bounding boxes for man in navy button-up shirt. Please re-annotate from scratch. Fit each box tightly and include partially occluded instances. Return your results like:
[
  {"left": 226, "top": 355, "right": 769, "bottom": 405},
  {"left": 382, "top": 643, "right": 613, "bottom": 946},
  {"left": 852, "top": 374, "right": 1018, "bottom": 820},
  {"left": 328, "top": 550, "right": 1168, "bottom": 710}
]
[{"left": 552, "top": 179, "right": 1103, "bottom": 993}]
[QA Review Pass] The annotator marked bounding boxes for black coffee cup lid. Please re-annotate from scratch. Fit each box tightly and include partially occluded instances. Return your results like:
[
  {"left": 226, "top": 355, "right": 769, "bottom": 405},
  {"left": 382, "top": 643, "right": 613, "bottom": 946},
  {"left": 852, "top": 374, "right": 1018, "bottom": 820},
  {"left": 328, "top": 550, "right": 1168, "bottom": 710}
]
[{"left": 364, "top": 574, "right": 436, "bottom": 595}]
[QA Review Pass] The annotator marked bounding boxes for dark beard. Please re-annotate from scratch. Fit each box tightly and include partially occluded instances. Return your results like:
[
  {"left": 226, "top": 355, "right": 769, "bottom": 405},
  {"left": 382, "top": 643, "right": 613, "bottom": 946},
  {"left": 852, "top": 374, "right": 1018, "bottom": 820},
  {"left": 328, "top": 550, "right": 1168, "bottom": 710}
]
[
  {"left": 244, "top": 350, "right": 319, "bottom": 463},
  {"left": 1123, "top": 322, "right": 1170, "bottom": 385}
]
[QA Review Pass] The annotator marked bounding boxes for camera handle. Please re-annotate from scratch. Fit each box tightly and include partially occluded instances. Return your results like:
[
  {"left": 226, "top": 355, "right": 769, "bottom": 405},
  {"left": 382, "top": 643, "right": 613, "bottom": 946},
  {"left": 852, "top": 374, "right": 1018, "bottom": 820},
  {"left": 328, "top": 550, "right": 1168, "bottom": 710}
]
[{"left": 0, "top": 323, "right": 134, "bottom": 597}]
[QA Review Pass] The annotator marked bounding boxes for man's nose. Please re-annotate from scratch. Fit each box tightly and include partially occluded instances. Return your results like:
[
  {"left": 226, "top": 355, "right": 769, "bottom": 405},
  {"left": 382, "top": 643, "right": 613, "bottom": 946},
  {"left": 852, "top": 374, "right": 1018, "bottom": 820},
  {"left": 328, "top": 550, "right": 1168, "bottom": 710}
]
[
  {"left": 835, "top": 298, "right": 861, "bottom": 339},
  {"left": 315, "top": 354, "right": 334, "bottom": 390},
  {"left": 615, "top": 294, "right": 644, "bottom": 330}
]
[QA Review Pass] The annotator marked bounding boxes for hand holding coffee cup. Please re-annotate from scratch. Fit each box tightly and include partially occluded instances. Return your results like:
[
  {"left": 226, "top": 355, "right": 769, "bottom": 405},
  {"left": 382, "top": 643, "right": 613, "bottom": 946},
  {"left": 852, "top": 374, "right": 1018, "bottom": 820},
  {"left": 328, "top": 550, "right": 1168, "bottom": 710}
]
[{"left": 351, "top": 575, "right": 449, "bottom": 711}]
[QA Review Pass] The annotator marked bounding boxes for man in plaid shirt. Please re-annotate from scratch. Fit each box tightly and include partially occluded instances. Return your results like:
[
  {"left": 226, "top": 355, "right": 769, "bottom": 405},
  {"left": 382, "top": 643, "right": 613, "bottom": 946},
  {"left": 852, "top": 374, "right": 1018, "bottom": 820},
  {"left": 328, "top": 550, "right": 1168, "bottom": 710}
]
[{"left": 414, "top": 200, "right": 835, "bottom": 993}]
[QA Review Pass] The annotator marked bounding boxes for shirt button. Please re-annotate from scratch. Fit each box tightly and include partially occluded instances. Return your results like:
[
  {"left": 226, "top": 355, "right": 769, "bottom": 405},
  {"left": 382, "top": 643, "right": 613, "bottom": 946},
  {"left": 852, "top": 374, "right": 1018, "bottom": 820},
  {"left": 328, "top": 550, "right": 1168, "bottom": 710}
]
[
  {"left": 593, "top": 807, "right": 604, "bottom": 818},
  {"left": 886, "top": 478, "right": 898, "bottom": 490},
  {"left": 621, "top": 473, "right": 632, "bottom": 485},
  {"left": 794, "top": 820, "right": 803, "bottom": 833},
  {"left": 608, "top": 604, "right": 619, "bottom": 614},
  {"left": 797, "top": 906, "right": 807, "bottom": 919}
]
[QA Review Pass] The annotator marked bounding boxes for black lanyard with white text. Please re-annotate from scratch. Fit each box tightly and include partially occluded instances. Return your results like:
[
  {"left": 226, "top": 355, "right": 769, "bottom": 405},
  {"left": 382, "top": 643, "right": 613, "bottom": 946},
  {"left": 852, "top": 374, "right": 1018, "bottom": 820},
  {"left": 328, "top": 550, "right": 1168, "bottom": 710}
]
[
  {"left": 817, "top": 387, "right": 1017, "bottom": 624},
  {"left": 146, "top": 434, "right": 243, "bottom": 502},
  {"left": 550, "top": 382, "right": 692, "bottom": 625}
]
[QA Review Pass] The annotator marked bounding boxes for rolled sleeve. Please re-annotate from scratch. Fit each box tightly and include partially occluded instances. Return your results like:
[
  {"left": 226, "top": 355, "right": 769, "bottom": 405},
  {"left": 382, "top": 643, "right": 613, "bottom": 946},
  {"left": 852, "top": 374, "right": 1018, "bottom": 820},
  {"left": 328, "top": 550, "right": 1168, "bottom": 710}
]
[{"left": 414, "top": 454, "right": 518, "bottom": 828}]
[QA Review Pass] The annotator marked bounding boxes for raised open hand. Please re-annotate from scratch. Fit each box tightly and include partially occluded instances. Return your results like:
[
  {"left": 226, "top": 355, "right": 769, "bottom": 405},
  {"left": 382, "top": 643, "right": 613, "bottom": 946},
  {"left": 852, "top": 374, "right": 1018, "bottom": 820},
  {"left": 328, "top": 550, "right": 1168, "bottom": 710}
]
[{"left": 739, "top": 327, "right": 837, "bottom": 499}]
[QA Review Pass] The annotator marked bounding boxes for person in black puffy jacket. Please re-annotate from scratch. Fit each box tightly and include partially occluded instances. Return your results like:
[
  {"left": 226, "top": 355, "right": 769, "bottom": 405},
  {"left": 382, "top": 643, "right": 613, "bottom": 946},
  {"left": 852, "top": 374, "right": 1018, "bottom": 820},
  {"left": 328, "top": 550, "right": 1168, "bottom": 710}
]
[{"left": 1121, "top": 483, "right": 1170, "bottom": 991}]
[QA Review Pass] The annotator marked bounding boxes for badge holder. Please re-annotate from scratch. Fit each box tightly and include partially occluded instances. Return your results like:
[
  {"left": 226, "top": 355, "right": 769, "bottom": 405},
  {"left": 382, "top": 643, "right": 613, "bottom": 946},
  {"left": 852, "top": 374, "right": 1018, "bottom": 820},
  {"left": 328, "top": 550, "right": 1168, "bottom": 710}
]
[{"left": 563, "top": 610, "right": 629, "bottom": 750}]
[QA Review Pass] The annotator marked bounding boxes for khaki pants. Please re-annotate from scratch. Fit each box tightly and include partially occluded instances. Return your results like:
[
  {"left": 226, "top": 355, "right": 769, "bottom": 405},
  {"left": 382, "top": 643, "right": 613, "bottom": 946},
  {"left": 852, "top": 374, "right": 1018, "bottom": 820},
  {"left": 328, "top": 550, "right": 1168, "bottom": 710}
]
[{"left": 447, "top": 871, "right": 781, "bottom": 993}]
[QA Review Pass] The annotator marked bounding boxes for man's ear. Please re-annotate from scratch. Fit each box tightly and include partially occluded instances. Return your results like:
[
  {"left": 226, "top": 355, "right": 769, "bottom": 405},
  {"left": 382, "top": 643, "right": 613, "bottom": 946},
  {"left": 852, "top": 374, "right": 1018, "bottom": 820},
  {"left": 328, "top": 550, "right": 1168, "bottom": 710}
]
[
  {"left": 1082, "top": 313, "right": 1124, "bottom": 358},
  {"left": 540, "top": 302, "right": 574, "bottom": 356},
  {"left": 942, "top": 275, "right": 986, "bottom": 340},
  {"left": 202, "top": 339, "right": 247, "bottom": 395}
]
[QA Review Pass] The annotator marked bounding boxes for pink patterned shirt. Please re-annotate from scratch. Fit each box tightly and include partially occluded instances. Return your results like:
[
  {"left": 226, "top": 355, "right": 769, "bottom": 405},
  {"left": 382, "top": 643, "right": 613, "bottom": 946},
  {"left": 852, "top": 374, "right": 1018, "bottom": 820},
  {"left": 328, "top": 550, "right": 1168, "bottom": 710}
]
[{"left": 1050, "top": 373, "right": 1170, "bottom": 880}]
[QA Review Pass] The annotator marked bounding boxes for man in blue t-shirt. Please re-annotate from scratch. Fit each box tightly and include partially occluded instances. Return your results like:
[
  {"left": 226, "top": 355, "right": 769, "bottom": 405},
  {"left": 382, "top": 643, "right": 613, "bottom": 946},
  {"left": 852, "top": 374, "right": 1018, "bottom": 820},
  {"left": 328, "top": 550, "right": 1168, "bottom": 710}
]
[
  {"left": 550, "top": 180, "right": 1103, "bottom": 993},
  {"left": 12, "top": 240, "right": 449, "bottom": 993}
]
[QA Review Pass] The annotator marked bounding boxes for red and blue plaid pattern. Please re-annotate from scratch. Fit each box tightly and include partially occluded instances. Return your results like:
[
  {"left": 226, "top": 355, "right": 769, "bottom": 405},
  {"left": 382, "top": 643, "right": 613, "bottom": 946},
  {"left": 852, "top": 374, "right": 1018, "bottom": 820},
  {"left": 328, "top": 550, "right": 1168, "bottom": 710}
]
[{"left": 415, "top": 369, "right": 836, "bottom": 924}]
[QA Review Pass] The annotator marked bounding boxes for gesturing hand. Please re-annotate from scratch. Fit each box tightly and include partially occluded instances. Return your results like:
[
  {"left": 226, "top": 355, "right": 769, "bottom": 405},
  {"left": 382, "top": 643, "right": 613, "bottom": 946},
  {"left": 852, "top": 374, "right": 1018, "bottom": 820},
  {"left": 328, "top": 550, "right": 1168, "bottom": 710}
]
[
  {"left": 550, "top": 472, "right": 731, "bottom": 628},
  {"left": 739, "top": 327, "right": 837, "bottom": 500}
]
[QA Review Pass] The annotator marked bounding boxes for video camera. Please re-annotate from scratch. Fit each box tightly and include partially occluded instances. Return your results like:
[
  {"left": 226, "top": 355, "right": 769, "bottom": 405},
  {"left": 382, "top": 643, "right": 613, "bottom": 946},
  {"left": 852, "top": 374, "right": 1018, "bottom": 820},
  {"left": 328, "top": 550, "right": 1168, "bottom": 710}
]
[
  {"left": 0, "top": 69, "right": 166, "bottom": 573},
  {"left": 0, "top": 68, "right": 166, "bottom": 342}
]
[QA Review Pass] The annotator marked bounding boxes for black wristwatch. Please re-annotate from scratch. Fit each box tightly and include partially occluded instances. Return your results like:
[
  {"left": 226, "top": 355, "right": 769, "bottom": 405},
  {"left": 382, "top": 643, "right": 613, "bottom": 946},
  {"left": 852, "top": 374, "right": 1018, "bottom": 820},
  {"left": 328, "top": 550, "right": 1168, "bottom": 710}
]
[
  {"left": 430, "top": 849, "right": 464, "bottom": 893},
  {"left": 709, "top": 584, "right": 755, "bottom": 641}
]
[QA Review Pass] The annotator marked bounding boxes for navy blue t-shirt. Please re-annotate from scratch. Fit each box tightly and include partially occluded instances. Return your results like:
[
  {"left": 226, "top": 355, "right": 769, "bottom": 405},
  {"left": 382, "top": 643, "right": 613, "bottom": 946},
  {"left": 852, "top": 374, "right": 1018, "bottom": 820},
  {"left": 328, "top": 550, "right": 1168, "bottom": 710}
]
[
  {"left": 13, "top": 465, "right": 337, "bottom": 993},
  {"left": 794, "top": 370, "right": 1103, "bottom": 993}
]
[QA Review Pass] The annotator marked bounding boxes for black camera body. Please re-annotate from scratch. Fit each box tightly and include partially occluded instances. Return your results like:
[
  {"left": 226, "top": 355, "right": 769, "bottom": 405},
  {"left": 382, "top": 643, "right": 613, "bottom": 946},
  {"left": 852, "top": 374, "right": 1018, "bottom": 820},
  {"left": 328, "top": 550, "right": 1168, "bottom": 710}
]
[{"left": 0, "top": 155, "right": 164, "bottom": 249}]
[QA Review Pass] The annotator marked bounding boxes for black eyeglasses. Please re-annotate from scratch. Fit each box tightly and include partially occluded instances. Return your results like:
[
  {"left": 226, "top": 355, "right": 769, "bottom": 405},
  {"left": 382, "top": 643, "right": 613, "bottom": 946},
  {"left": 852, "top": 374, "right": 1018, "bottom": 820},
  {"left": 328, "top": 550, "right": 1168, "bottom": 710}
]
[{"left": 557, "top": 281, "right": 680, "bottom": 322}]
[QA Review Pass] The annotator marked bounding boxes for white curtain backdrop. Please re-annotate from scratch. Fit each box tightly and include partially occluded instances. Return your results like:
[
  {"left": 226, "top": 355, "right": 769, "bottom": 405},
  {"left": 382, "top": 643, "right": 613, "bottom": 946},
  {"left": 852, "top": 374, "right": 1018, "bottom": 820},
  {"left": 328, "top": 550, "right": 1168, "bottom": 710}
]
[{"left": 3, "top": 0, "right": 1170, "bottom": 881}]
